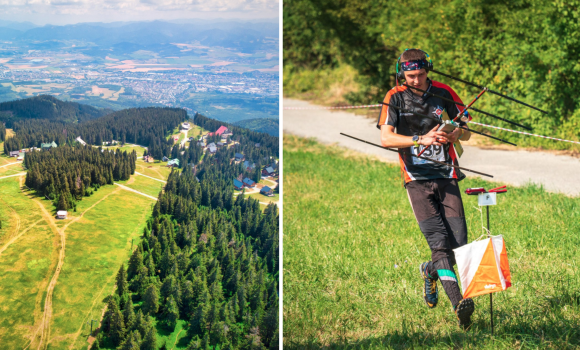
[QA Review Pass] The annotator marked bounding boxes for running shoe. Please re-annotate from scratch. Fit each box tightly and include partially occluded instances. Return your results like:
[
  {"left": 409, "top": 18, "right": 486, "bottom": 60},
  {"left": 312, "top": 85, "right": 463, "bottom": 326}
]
[
  {"left": 419, "top": 262, "right": 438, "bottom": 308},
  {"left": 454, "top": 298, "right": 475, "bottom": 330}
]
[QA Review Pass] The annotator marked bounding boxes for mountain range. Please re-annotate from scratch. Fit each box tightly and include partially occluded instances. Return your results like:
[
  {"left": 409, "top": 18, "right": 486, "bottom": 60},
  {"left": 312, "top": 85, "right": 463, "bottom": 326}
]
[{"left": 0, "top": 20, "right": 278, "bottom": 53}]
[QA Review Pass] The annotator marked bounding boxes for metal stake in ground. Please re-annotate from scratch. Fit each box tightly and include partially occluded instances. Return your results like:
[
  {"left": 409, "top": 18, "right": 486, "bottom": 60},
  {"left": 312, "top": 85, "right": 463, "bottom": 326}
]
[
  {"left": 467, "top": 185, "right": 507, "bottom": 335},
  {"left": 487, "top": 204, "right": 493, "bottom": 337}
]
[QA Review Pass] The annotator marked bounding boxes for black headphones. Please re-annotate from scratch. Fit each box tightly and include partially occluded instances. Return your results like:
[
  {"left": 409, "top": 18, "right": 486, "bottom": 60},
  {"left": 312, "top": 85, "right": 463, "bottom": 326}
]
[{"left": 395, "top": 48, "right": 434, "bottom": 82}]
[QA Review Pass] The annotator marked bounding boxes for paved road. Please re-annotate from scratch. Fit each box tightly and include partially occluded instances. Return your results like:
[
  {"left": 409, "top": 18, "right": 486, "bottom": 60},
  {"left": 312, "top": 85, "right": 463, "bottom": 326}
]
[{"left": 284, "top": 98, "right": 580, "bottom": 196}]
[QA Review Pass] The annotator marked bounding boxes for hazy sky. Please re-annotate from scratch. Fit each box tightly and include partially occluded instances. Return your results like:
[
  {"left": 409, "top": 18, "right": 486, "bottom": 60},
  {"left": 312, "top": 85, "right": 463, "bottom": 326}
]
[{"left": 0, "top": 0, "right": 279, "bottom": 25}]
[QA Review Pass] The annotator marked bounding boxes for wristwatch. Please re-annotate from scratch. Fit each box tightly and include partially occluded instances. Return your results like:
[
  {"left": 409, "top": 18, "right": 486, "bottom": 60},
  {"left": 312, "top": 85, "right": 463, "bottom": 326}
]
[{"left": 412, "top": 135, "right": 419, "bottom": 147}]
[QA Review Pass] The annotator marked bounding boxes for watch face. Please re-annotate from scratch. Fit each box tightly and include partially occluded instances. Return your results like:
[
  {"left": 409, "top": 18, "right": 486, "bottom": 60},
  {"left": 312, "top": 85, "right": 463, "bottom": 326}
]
[{"left": 412, "top": 135, "right": 419, "bottom": 142}]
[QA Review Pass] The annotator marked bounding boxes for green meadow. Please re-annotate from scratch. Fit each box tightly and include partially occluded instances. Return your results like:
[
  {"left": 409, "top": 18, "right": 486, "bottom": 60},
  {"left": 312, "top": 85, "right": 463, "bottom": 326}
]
[
  {"left": 0, "top": 176, "right": 55, "bottom": 350},
  {"left": 49, "top": 189, "right": 153, "bottom": 350},
  {"left": 0, "top": 168, "right": 160, "bottom": 349},
  {"left": 120, "top": 173, "right": 165, "bottom": 198},
  {"left": 283, "top": 135, "right": 580, "bottom": 349}
]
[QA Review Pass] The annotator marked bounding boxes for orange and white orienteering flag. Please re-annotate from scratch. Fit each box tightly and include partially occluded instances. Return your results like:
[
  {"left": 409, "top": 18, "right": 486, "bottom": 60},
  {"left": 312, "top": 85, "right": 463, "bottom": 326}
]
[{"left": 453, "top": 235, "right": 512, "bottom": 299}]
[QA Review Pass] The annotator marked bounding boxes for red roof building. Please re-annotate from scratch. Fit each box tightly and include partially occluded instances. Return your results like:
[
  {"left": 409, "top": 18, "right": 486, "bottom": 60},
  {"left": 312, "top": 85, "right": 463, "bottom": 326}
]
[{"left": 209, "top": 126, "right": 230, "bottom": 136}]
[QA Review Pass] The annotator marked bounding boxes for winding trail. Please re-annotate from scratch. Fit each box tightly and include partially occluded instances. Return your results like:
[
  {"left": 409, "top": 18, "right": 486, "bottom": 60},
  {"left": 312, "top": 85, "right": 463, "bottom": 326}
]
[
  {"left": 33, "top": 198, "right": 63, "bottom": 350},
  {"left": 30, "top": 187, "right": 122, "bottom": 350},
  {"left": 284, "top": 98, "right": 580, "bottom": 196}
]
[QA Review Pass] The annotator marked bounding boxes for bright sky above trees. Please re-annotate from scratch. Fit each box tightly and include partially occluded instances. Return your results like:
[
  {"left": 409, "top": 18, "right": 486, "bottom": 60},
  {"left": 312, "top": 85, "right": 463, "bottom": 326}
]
[{"left": 0, "top": 0, "right": 278, "bottom": 25}]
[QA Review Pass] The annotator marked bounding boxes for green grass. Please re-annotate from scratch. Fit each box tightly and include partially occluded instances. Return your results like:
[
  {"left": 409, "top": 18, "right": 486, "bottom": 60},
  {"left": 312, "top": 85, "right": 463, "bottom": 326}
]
[
  {"left": 283, "top": 135, "right": 580, "bottom": 349},
  {"left": 135, "top": 160, "right": 173, "bottom": 181},
  {"left": 101, "top": 145, "right": 144, "bottom": 155},
  {"left": 120, "top": 174, "right": 164, "bottom": 198},
  {"left": 0, "top": 176, "right": 55, "bottom": 349},
  {"left": 0, "top": 162, "right": 24, "bottom": 177},
  {"left": 248, "top": 192, "right": 279, "bottom": 204},
  {"left": 0, "top": 172, "right": 156, "bottom": 349},
  {"left": 49, "top": 189, "right": 153, "bottom": 350},
  {"left": 153, "top": 319, "right": 190, "bottom": 350}
]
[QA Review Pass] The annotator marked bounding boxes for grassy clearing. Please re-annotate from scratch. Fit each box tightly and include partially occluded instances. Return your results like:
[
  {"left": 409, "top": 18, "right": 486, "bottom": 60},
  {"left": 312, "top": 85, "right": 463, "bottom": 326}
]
[
  {"left": 0, "top": 176, "right": 55, "bottom": 349},
  {"left": 120, "top": 174, "right": 164, "bottom": 198},
  {"left": 135, "top": 160, "right": 173, "bottom": 180},
  {"left": 153, "top": 319, "right": 189, "bottom": 349},
  {"left": 283, "top": 135, "right": 580, "bottom": 349},
  {"left": 101, "top": 145, "right": 144, "bottom": 155},
  {"left": 248, "top": 192, "right": 279, "bottom": 204},
  {"left": 0, "top": 162, "right": 24, "bottom": 176},
  {"left": 48, "top": 189, "right": 153, "bottom": 350}
]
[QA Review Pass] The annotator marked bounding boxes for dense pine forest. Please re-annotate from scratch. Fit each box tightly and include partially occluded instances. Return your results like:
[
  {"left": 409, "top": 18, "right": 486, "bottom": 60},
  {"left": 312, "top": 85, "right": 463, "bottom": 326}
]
[
  {"left": 194, "top": 114, "right": 279, "bottom": 160},
  {"left": 3, "top": 107, "right": 185, "bottom": 154},
  {"left": 93, "top": 115, "right": 279, "bottom": 350},
  {"left": 24, "top": 146, "right": 137, "bottom": 211},
  {"left": 0, "top": 122, "right": 5, "bottom": 142},
  {"left": 0, "top": 95, "right": 109, "bottom": 128}
]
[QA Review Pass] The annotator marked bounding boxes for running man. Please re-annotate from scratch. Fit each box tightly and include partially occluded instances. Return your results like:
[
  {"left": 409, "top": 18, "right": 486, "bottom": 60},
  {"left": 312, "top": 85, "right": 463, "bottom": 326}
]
[{"left": 376, "top": 48, "right": 475, "bottom": 329}]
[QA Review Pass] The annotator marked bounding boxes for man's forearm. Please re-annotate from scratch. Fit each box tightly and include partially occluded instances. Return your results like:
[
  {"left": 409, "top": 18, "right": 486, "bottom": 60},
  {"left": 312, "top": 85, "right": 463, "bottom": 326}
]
[{"left": 380, "top": 125, "right": 417, "bottom": 148}]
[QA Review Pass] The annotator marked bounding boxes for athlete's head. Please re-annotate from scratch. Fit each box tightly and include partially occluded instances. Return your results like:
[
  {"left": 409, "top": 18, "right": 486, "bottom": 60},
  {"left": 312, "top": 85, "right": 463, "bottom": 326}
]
[{"left": 400, "top": 49, "right": 429, "bottom": 89}]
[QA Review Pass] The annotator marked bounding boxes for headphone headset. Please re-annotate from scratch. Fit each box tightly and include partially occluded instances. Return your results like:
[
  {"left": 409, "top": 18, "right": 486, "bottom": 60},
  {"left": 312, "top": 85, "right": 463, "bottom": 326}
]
[{"left": 395, "top": 48, "right": 433, "bottom": 82}]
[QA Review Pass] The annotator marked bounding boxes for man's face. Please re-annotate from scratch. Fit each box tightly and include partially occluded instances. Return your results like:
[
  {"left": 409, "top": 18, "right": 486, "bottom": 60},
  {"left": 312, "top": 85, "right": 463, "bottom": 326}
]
[{"left": 403, "top": 68, "right": 428, "bottom": 88}]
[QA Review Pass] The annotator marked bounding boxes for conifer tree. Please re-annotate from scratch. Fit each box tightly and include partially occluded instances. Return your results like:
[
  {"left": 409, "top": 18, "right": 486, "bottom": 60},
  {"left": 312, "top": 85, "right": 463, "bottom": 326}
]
[
  {"left": 118, "top": 329, "right": 142, "bottom": 350},
  {"left": 109, "top": 304, "right": 126, "bottom": 346},
  {"left": 127, "top": 245, "right": 144, "bottom": 281},
  {"left": 163, "top": 295, "right": 179, "bottom": 330},
  {"left": 141, "top": 324, "right": 158, "bottom": 350},
  {"left": 123, "top": 299, "right": 136, "bottom": 331},
  {"left": 142, "top": 284, "right": 160, "bottom": 315}
]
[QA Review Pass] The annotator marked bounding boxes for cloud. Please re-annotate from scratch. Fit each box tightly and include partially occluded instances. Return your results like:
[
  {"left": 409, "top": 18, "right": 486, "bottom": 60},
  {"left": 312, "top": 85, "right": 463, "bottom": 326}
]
[{"left": 0, "top": 0, "right": 279, "bottom": 24}]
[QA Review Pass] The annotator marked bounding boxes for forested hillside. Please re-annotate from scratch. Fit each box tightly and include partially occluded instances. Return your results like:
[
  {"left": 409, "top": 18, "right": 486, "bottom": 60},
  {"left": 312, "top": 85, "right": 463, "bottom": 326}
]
[
  {"left": 24, "top": 146, "right": 137, "bottom": 211},
  {"left": 233, "top": 118, "right": 279, "bottom": 137},
  {"left": 0, "top": 122, "right": 5, "bottom": 142},
  {"left": 3, "top": 107, "right": 185, "bottom": 153},
  {"left": 95, "top": 115, "right": 279, "bottom": 350},
  {"left": 195, "top": 114, "right": 279, "bottom": 158},
  {"left": 0, "top": 95, "right": 109, "bottom": 127},
  {"left": 284, "top": 0, "right": 580, "bottom": 149}
]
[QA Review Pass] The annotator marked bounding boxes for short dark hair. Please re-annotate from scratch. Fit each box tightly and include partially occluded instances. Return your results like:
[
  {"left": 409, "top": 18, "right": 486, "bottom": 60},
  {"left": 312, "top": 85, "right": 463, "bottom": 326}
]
[{"left": 401, "top": 49, "right": 426, "bottom": 62}]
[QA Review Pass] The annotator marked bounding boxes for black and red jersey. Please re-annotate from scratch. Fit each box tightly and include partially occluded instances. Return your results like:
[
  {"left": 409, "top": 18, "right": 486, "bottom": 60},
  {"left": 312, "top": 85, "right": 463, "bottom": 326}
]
[{"left": 376, "top": 79, "right": 468, "bottom": 184}]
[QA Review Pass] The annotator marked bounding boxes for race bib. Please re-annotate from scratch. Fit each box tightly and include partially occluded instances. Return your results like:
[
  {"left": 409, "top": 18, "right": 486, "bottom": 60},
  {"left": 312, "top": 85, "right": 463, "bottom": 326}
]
[{"left": 411, "top": 144, "right": 446, "bottom": 165}]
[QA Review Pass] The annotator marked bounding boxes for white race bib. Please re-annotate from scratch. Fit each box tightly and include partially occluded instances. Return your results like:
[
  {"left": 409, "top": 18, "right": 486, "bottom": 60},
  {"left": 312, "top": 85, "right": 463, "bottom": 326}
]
[{"left": 411, "top": 145, "right": 446, "bottom": 165}]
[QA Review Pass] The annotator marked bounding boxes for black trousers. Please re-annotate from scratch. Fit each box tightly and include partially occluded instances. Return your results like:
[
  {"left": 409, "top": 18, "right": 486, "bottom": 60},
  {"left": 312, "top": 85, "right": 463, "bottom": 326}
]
[{"left": 405, "top": 178, "right": 468, "bottom": 265}]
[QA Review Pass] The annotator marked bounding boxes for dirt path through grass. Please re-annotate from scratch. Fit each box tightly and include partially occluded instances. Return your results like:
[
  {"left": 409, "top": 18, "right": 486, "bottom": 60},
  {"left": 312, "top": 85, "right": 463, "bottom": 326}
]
[
  {"left": 0, "top": 219, "right": 42, "bottom": 257},
  {"left": 135, "top": 171, "right": 167, "bottom": 183},
  {"left": 30, "top": 187, "right": 121, "bottom": 350},
  {"left": 0, "top": 161, "right": 22, "bottom": 168},
  {"left": 0, "top": 196, "right": 21, "bottom": 249},
  {"left": 114, "top": 183, "right": 158, "bottom": 200}
]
